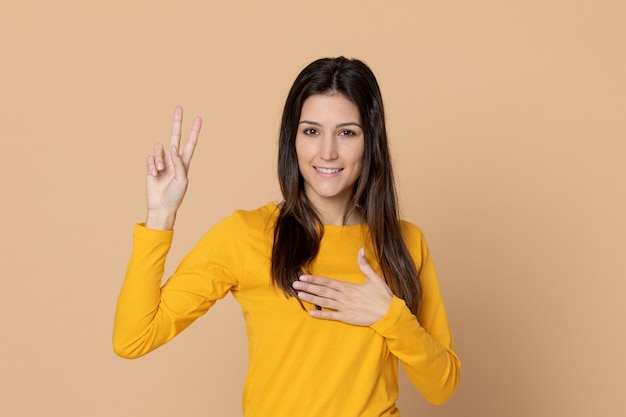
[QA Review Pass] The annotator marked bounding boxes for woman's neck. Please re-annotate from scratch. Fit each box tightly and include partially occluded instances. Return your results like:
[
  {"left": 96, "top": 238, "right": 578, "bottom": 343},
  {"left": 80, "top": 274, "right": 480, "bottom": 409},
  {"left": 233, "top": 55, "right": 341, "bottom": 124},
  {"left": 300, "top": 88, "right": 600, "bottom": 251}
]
[{"left": 312, "top": 199, "right": 364, "bottom": 226}]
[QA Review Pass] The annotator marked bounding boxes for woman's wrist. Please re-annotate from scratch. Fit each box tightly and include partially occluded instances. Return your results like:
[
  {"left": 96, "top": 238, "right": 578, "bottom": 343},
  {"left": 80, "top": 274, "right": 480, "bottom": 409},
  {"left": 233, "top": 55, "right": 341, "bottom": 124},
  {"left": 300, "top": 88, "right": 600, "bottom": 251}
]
[{"left": 145, "top": 209, "right": 177, "bottom": 230}]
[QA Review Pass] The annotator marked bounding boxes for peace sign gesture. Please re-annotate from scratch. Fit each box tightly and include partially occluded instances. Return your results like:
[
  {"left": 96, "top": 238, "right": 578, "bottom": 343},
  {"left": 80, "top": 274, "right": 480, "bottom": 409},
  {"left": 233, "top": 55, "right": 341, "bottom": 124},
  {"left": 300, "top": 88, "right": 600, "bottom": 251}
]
[{"left": 145, "top": 106, "right": 202, "bottom": 230}]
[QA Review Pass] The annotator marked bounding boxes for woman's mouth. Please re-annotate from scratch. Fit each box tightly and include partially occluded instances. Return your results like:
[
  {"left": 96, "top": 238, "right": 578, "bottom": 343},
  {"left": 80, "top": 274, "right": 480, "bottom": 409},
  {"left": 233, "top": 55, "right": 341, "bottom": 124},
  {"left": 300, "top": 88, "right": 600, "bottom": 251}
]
[{"left": 314, "top": 167, "right": 343, "bottom": 174}]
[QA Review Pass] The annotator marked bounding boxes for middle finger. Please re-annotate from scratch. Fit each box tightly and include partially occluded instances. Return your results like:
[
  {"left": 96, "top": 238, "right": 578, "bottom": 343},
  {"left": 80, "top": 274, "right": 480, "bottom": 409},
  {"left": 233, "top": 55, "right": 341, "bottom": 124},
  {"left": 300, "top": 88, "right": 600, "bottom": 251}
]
[{"left": 169, "top": 106, "right": 183, "bottom": 150}]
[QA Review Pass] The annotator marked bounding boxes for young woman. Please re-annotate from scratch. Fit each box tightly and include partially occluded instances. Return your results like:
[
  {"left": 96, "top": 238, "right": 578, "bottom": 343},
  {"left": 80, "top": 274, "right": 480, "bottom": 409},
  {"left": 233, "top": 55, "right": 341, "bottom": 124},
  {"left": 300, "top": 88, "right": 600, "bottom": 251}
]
[{"left": 113, "top": 57, "right": 460, "bottom": 416}]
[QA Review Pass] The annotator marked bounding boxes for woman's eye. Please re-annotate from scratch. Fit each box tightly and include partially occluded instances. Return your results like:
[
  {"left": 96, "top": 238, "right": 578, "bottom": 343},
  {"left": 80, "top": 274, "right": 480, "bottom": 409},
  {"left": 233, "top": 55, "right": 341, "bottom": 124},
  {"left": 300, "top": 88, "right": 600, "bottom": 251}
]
[
  {"left": 339, "top": 130, "right": 356, "bottom": 136},
  {"left": 303, "top": 128, "right": 318, "bottom": 136}
]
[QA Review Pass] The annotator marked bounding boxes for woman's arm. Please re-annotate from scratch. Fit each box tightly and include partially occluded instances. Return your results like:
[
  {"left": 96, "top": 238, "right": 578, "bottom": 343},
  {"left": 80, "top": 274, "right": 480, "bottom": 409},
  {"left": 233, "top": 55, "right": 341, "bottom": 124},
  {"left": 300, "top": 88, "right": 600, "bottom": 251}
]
[
  {"left": 113, "top": 107, "right": 209, "bottom": 358},
  {"left": 113, "top": 225, "right": 178, "bottom": 358}
]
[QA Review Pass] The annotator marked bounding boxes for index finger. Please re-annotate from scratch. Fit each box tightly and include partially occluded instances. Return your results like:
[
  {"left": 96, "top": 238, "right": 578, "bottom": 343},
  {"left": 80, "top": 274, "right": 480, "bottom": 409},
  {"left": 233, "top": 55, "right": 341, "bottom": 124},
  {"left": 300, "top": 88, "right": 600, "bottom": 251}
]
[
  {"left": 169, "top": 106, "right": 183, "bottom": 150},
  {"left": 297, "top": 275, "right": 347, "bottom": 291}
]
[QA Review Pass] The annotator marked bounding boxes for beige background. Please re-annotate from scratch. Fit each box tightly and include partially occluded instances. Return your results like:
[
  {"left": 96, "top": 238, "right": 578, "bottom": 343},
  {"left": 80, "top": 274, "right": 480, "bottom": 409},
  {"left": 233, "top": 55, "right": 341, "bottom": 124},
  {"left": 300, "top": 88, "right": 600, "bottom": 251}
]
[{"left": 2, "top": 1, "right": 625, "bottom": 416}]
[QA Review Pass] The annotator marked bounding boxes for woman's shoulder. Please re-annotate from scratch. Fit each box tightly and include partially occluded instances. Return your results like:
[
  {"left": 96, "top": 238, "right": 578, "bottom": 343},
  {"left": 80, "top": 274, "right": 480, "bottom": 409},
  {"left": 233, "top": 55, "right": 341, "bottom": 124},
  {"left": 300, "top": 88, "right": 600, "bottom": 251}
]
[
  {"left": 231, "top": 201, "right": 279, "bottom": 224},
  {"left": 398, "top": 219, "right": 434, "bottom": 252},
  {"left": 214, "top": 201, "right": 279, "bottom": 233},
  {"left": 197, "top": 202, "right": 279, "bottom": 245},
  {"left": 399, "top": 219, "right": 425, "bottom": 240}
]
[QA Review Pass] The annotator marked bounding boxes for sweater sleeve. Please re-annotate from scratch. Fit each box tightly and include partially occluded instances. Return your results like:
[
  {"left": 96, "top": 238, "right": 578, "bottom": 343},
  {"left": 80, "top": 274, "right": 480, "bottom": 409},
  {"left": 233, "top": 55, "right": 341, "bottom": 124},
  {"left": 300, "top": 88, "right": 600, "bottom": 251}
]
[
  {"left": 370, "top": 227, "right": 460, "bottom": 405},
  {"left": 113, "top": 215, "right": 243, "bottom": 359}
]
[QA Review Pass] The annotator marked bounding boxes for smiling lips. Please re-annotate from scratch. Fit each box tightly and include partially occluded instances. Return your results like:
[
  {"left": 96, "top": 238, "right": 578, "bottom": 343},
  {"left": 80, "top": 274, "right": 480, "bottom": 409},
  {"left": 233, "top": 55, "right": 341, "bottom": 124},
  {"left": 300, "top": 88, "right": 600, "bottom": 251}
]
[{"left": 315, "top": 167, "right": 343, "bottom": 174}]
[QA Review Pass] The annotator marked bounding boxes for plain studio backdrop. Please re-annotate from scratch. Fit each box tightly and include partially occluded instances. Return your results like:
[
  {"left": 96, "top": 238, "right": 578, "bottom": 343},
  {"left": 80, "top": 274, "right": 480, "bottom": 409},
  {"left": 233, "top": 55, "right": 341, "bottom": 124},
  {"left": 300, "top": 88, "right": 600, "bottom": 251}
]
[{"left": 1, "top": 1, "right": 624, "bottom": 416}]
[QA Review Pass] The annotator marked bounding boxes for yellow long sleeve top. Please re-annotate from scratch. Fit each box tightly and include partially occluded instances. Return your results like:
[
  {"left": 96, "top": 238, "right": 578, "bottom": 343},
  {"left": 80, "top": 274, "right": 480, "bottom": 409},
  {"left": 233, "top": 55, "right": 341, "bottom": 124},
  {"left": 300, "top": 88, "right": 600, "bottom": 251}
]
[{"left": 113, "top": 202, "right": 460, "bottom": 416}]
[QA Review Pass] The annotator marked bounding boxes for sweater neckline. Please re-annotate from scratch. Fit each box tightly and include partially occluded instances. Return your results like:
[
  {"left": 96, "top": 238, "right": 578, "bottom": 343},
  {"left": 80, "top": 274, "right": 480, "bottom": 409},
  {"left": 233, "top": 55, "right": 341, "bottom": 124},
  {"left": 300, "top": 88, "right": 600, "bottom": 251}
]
[{"left": 268, "top": 201, "right": 367, "bottom": 230}]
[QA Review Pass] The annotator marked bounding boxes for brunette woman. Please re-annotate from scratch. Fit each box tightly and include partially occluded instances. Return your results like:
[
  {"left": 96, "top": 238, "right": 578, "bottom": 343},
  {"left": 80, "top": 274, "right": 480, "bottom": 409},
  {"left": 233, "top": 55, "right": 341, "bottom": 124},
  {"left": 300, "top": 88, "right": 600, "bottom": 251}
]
[{"left": 114, "top": 57, "right": 460, "bottom": 417}]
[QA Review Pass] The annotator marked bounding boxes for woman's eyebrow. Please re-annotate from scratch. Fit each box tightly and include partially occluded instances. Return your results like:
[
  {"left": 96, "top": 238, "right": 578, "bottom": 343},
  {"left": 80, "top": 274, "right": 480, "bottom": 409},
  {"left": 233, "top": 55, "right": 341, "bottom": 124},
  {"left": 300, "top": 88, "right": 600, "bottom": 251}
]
[
  {"left": 299, "top": 120, "right": 362, "bottom": 128},
  {"left": 336, "top": 121, "right": 362, "bottom": 128},
  {"left": 299, "top": 120, "right": 322, "bottom": 126}
]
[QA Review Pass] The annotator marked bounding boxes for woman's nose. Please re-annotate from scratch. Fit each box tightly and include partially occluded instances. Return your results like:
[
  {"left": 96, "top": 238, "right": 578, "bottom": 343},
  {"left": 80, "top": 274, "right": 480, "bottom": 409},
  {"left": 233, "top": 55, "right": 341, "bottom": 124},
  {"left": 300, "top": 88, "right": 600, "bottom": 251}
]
[{"left": 319, "top": 136, "right": 338, "bottom": 160}]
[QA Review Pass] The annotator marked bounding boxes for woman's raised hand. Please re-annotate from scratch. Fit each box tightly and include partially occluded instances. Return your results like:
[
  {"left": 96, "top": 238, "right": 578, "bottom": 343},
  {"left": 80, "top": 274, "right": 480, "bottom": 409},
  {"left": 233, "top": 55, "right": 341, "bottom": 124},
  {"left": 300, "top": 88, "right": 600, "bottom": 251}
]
[{"left": 145, "top": 106, "right": 202, "bottom": 230}]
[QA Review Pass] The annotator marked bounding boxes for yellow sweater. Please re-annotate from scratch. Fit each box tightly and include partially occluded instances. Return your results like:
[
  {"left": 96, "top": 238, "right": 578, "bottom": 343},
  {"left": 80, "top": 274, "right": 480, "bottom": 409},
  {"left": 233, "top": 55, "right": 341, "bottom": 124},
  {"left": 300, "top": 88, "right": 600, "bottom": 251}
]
[{"left": 113, "top": 202, "right": 460, "bottom": 416}]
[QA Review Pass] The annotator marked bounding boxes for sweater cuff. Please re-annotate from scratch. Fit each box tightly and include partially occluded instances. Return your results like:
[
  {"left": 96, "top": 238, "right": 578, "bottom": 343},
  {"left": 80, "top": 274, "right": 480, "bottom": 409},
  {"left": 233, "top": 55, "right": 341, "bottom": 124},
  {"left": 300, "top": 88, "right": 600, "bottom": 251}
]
[
  {"left": 133, "top": 223, "right": 174, "bottom": 243},
  {"left": 370, "top": 296, "right": 418, "bottom": 338}
]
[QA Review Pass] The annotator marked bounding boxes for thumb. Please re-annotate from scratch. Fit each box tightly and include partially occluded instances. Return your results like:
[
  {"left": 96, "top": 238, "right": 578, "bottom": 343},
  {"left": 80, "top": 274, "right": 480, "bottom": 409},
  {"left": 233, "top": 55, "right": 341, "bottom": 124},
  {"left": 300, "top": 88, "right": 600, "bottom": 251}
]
[{"left": 357, "top": 248, "right": 381, "bottom": 283}]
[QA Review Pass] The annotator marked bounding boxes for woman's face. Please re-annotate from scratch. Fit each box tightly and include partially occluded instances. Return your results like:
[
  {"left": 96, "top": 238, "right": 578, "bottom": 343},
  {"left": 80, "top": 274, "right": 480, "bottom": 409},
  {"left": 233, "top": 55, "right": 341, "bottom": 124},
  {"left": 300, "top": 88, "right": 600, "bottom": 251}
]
[{"left": 295, "top": 93, "right": 365, "bottom": 215}]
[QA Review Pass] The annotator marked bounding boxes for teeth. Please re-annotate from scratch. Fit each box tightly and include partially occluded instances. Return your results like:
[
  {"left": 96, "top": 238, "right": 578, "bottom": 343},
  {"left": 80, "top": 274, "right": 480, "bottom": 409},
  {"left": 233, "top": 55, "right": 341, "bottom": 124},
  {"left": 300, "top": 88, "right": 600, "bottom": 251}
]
[{"left": 316, "top": 167, "right": 342, "bottom": 174}]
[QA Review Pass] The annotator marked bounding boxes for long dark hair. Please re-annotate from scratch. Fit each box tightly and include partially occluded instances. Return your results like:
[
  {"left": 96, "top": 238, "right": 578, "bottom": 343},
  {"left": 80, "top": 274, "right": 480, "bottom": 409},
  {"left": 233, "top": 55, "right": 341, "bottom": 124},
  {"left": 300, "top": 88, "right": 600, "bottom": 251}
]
[{"left": 271, "top": 57, "right": 421, "bottom": 313}]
